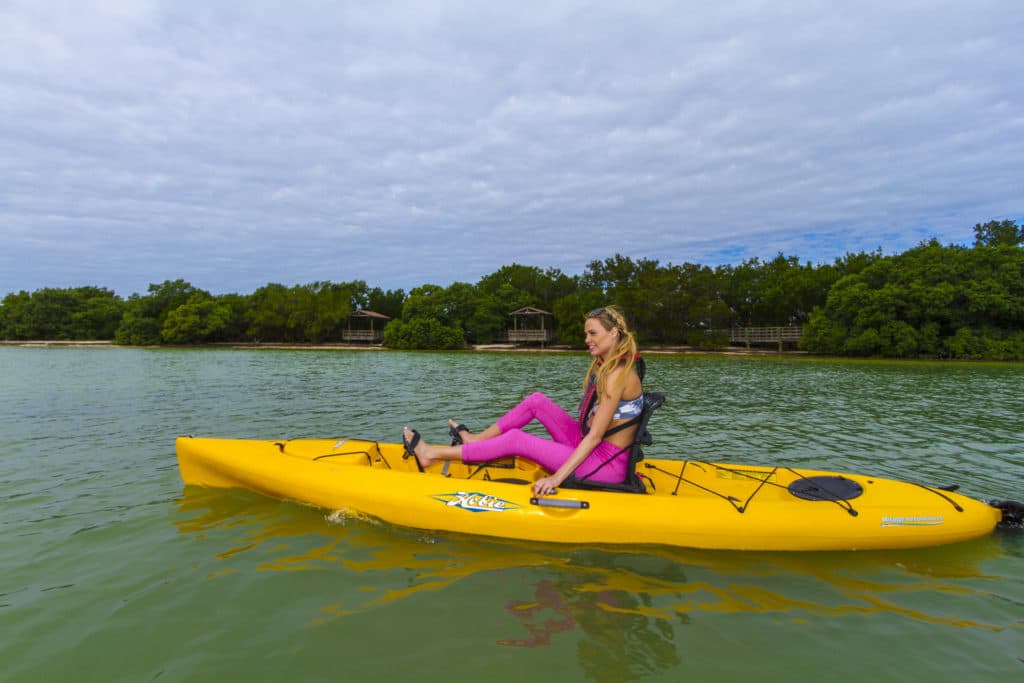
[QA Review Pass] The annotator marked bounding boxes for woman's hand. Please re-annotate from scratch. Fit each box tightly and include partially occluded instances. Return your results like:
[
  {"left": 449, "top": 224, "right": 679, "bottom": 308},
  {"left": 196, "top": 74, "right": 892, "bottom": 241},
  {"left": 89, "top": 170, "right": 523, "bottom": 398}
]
[
  {"left": 532, "top": 367, "right": 630, "bottom": 499},
  {"left": 532, "top": 475, "right": 562, "bottom": 497}
]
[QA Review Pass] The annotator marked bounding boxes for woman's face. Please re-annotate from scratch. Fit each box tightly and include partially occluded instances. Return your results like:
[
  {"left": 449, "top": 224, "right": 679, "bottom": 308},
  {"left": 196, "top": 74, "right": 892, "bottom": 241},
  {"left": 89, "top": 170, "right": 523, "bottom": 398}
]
[{"left": 584, "top": 317, "right": 617, "bottom": 359}]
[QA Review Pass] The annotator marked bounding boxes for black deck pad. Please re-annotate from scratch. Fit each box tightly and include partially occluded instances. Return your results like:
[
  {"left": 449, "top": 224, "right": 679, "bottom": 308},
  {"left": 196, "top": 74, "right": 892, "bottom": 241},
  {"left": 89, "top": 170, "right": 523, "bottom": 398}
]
[{"left": 788, "top": 476, "right": 864, "bottom": 501}]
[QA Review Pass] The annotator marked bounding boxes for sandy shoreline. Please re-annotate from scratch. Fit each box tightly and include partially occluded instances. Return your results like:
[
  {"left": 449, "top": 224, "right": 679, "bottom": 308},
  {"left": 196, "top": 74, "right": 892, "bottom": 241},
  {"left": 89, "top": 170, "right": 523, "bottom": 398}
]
[
  {"left": 0, "top": 339, "right": 801, "bottom": 356},
  {"left": 0, "top": 340, "right": 116, "bottom": 347}
]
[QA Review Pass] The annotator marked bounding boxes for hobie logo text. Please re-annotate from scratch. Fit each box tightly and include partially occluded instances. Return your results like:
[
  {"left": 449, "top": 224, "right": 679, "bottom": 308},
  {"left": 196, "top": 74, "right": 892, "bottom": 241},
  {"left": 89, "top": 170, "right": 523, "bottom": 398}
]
[{"left": 432, "top": 492, "right": 519, "bottom": 512}]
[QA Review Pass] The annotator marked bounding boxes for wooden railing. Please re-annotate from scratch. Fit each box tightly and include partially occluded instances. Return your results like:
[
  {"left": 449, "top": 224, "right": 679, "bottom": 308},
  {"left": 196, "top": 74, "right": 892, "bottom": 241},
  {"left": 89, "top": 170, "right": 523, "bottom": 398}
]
[
  {"left": 729, "top": 326, "right": 802, "bottom": 349},
  {"left": 730, "top": 326, "right": 802, "bottom": 343},
  {"left": 341, "top": 330, "right": 383, "bottom": 343},
  {"left": 507, "top": 329, "right": 553, "bottom": 343}
]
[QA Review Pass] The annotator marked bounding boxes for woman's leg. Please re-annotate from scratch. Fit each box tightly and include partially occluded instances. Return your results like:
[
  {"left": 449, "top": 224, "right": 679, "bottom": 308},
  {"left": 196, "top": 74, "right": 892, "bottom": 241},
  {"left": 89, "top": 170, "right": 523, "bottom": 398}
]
[
  {"left": 407, "top": 427, "right": 629, "bottom": 485},
  {"left": 447, "top": 419, "right": 500, "bottom": 443},
  {"left": 452, "top": 392, "right": 578, "bottom": 445},
  {"left": 408, "top": 393, "right": 579, "bottom": 470},
  {"left": 463, "top": 434, "right": 628, "bottom": 484},
  {"left": 461, "top": 428, "right": 576, "bottom": 472},
  {"left": 404, "top": 425, "right": 577, "bottom": 473},
  {"left": 494, "top": 392, "right": 580, "bottom": 445}
]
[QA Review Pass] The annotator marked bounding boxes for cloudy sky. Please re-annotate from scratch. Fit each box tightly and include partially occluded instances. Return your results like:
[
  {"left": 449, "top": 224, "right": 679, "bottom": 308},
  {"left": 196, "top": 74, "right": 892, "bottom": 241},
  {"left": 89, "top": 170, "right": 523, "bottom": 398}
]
[{"left": 2, "top": 0, "right": 1021, "bottom": 298}]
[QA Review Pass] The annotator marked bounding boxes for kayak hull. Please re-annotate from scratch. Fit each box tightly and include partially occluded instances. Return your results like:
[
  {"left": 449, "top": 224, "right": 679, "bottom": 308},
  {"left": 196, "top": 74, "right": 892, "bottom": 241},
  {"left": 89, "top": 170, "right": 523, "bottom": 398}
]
[{"left": 175, "top": 436, "right": 1002, "bottom": 551}]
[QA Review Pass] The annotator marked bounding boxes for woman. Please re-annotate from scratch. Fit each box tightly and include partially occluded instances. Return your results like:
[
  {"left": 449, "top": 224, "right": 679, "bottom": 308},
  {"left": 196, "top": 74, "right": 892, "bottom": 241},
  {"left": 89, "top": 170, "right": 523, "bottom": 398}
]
[{"left": 402, "top": 305, "right": 643, "bottom": 498}]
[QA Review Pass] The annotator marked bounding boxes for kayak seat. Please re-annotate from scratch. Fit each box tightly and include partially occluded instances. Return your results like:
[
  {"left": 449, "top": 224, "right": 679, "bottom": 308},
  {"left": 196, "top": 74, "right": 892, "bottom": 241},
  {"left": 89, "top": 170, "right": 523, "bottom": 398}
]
[{"left": 561, "top": 391, "right": 666, "bottom": 494}]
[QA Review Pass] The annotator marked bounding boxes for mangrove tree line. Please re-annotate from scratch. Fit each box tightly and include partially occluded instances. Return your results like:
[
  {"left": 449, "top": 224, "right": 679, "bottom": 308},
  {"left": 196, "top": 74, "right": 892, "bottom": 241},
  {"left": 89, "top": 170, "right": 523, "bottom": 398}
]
[{"left": 1, "top": 220, "right": 1021, "bottom": 359}]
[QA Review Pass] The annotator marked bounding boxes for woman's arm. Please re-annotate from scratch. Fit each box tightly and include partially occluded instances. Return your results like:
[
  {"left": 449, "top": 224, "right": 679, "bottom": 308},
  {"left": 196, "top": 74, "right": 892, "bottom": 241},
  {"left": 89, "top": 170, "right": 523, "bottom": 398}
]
[{"left": 532, "top": 368, "right": 627, "bottom": 496}]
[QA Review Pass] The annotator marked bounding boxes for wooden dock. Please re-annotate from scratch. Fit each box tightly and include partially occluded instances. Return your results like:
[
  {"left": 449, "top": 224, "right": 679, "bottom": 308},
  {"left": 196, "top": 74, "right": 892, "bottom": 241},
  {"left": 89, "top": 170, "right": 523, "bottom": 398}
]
[{"left": 729, "top": 326, "right": 802, "bottom": 350}]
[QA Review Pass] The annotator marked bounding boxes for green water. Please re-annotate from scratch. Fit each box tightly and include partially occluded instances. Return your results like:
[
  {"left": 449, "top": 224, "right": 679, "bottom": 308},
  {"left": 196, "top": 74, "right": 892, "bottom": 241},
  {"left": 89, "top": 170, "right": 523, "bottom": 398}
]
[{"left": 1, "top": 347, "right": 1022, "bottom": 682}]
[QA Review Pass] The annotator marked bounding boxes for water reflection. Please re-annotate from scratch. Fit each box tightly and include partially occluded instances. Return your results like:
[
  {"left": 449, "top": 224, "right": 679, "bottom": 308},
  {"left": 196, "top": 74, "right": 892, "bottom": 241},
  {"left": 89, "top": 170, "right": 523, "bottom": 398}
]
[
  {"left": 174, "top": 486, "right": 1009, "bottom": 645},
  {"left": 498, "top": 572, "right": 684, "bottom": 681}
]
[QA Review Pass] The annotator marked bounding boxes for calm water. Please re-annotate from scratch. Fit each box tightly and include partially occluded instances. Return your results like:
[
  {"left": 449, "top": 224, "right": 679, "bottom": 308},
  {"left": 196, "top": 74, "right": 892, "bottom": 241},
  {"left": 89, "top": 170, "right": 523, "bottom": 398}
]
[{"left": 1, "top": 347, "right": 1022, "bottom": 682}]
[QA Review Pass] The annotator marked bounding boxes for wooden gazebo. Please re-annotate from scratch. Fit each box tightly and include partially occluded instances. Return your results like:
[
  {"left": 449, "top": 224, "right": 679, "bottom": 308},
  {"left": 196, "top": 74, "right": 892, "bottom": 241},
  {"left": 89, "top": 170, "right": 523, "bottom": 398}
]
[
  {"left": 342, "top": 310, "right": 390, "bottom": 343},
  {"left": 507, "top": 307, "right": 554, "bottom": 345}
]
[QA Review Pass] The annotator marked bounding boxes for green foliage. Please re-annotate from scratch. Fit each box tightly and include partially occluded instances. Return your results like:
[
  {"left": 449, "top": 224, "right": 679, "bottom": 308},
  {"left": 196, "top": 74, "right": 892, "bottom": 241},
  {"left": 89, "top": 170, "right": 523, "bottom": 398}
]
[
  {"left": 799, "top": 308, "right": 846, "bottom": 353},
  {"left": 0, "top": 291, "right": 31, "bottom": 338},
  {"left": 476, "top": 264, "right": 578, "bottom": 343},
  {"left": 382, "top": 317, "right": 465, "bottom": 350},
  {"left": 115, "top": 280, "right": 207, "bottom": 345},
  {"left": 246, "top": 283, "right": 291, "bottom": 341},
  {"left": 552, "top": 290, "right": 606, "bottom": 345},
  {"left": 383, "top": 265, "right": 579, "bottom": 348},
  {"left": 161, "top": 293, "right": 232, "bottom": 344},
  {"left": 477, "top": 264, "right": 576, "bottom": 310},
  {"left": 215, "top": 293, "right": 254, "bottom": 341},
  {"left": 401, "top": 284, "right": 451, "bottom": 323},
  {"left": 584, "top": 255, "right": 686, "bottom": 342},
  {"left": 243, "top": 281, "right": 360, "bottom": 343},
  {"left": 800, "top": 231, "right": 1024, "bottom": 359},
  {"left": 0, "top": 287, "right": 123, "bottom": 340},
  {"left": 720, "top": 254, "right": 836, "bottom": 327},
  {"left": 388, "top": 283, "right": 482, "bottom": 347},
  {"left": 684, "top": 328, "right": 729, "bottom": 349},
  {"left": 114, "top": 308, "right": 162, "bottom": 345},
  {"left": 973, "top": 219, "right": 1023, "bottom": 247},
  {"left": 287, "top": 281, "right": 354, "bottom": 343},
  {"left": 4, "top": 219, "right": 1020, "bottom": 357},
  {"left": 365, "top": 287, "right": 405, "bottom": 319}
]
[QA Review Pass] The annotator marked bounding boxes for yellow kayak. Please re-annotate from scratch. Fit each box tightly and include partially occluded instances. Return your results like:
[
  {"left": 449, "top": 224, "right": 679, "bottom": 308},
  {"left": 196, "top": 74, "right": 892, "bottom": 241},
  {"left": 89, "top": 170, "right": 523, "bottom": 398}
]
[{"left": 175, "top": 435, "right": 1013, "bottom": 551}]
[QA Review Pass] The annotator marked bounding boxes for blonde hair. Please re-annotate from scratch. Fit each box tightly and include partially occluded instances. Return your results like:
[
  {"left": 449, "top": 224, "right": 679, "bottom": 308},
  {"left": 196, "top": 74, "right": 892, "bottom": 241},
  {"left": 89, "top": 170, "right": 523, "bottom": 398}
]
[{"left": 582, "top": 305, "right": 639, "bottom": 395}]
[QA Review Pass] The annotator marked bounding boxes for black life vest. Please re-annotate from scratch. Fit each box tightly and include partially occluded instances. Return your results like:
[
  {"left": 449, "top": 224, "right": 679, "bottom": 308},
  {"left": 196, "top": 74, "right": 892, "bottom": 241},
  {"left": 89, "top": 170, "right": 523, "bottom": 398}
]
[{"left": 577, "top": 355, "right": 645, "bottom": 438}]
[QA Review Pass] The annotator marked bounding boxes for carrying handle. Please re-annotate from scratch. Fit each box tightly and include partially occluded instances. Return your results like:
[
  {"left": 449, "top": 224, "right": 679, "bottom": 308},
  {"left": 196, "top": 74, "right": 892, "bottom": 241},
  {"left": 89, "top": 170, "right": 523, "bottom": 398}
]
[{"left": 530, "top": 497, "right": 590, "bottom": 509}]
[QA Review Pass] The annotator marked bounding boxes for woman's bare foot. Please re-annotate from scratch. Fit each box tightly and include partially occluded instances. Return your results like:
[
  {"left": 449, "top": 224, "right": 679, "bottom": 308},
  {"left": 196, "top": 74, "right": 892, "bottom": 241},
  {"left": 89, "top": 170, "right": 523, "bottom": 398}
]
[
  {"left": 403, "top": 426, "right": 436, "bottom": 467},
  {"left": 448, "top": 419, "right": 483, "bottom": 443}
]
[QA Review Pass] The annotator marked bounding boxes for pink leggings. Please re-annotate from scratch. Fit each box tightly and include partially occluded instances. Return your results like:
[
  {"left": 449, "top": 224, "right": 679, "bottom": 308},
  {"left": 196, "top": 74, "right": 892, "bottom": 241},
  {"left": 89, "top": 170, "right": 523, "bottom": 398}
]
[{"left": 461, "top": 392, "right": 628, "bottom": 484}]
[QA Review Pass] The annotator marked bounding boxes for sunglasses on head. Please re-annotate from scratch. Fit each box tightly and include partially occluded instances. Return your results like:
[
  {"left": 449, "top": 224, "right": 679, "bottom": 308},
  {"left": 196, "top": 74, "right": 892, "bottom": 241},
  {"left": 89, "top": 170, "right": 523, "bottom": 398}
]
[{"left": 587, "top": 307, "right": 616, "bottom": 322}]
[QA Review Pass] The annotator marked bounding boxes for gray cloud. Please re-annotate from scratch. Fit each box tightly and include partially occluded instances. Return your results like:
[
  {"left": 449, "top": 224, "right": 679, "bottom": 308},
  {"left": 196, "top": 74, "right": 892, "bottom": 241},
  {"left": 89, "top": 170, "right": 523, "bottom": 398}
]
[{"left": 1, "top": 0, "right": 1021, "bottom": 297}]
